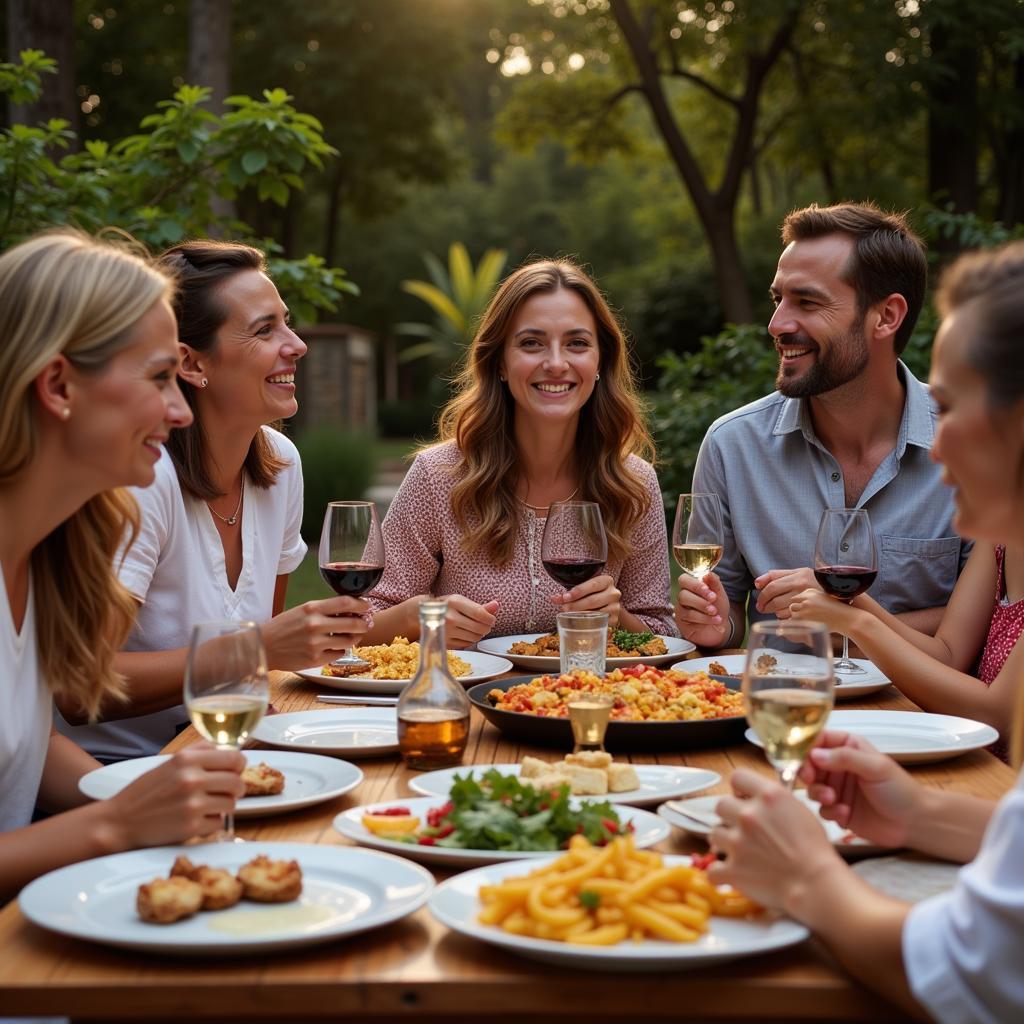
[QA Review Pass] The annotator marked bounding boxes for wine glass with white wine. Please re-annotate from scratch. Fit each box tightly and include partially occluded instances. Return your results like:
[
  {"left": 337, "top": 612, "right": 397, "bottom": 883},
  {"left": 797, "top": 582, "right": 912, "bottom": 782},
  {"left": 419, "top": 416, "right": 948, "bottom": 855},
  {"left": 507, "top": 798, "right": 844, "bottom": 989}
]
[
  {"left": 742, "top": 621, "right": 834, "bottom": 789},
  {"left": 672, "top": 493, "right": 725, "bottom": 580},
  {"left": 184, "top": 620, "right": 269, "bottom": 842}
]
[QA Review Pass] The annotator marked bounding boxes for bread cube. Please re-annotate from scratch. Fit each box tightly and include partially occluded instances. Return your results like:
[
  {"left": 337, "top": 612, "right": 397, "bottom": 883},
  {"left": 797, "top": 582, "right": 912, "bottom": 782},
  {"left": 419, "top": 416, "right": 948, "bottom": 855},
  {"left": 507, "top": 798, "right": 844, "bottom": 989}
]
[
  {"left": 606, "top": 762, "right": 640, "bottom": 793},
  {"left": 520, "top": 756, "right": 553, "bottom": 779},
  {"left": 559, "top": 763, "right": 609, "bottom": 796},
  {"left": 564, "top": 751, "right": 613, "bottom": 769}
]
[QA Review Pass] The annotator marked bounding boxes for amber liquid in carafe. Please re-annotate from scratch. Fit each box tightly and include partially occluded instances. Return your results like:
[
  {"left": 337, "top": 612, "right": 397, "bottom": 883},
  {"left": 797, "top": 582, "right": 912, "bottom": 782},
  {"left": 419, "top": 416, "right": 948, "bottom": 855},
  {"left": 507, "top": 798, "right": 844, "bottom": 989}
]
[{"left": 398, "top": 707, "right": 469, "bottom": 770}]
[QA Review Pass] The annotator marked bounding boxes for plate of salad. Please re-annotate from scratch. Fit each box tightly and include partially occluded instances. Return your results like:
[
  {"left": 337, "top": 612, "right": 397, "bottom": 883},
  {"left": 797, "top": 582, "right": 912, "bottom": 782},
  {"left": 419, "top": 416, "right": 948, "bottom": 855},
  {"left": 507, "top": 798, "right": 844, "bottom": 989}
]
[
  {"left": 477, "top": 631, "right": 694, "bottom": 671},
  {"left": 331, "top": 770, "right": 671, "bottom": 867}
]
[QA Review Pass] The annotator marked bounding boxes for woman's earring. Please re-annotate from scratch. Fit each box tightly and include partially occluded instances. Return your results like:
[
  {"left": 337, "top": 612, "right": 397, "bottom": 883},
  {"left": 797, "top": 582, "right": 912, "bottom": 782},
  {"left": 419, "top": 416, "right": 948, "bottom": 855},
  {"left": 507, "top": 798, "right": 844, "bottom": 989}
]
[
  {"left": 61, "top": 407, "right": 71, "bottom": 420},
  {"left": 595, "top": 372, "right": 600, "bottom": 382},
  {"left": 200, "top": 378, "right": 209, "bottom": 389}
]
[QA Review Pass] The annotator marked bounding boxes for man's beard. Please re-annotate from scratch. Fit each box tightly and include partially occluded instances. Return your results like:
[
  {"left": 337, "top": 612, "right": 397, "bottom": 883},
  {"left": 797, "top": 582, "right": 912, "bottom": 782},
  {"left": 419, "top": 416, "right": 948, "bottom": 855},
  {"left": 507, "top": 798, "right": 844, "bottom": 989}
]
[{"left": 775, "top": 324, "right": 870, "bottom": 398}]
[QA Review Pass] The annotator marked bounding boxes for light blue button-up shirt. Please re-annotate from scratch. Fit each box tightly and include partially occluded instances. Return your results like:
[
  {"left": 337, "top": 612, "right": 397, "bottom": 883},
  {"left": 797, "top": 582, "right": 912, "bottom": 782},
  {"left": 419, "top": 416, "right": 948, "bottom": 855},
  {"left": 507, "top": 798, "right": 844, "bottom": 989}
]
[{"left": 692, "top": 361, "right": 968, "bottom": 630}]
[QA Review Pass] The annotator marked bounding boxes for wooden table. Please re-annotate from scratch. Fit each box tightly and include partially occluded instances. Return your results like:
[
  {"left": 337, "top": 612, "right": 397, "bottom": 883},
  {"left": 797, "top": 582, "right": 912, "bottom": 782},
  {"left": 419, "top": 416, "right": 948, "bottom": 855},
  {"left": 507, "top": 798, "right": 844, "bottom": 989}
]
[{"left": 0, "top": 669, "right": 1014, "bottom": 1022}]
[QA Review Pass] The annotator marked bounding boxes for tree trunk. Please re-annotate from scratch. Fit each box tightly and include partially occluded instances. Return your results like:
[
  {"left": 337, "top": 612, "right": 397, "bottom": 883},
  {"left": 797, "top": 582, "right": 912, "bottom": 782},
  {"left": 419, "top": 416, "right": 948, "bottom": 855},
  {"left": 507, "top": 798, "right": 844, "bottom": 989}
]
[
  {"left": 996, "top": 53, "right": 1024, "bottom": 225},
  {"left": 188, "top": 0, "right": 232, "bottom": 113},
  {"left": 927, "top": 20, "right": 978, "bottom": 214},
  {"left": 705, "top": 210, "right": 755, "bottom": 325},
  {"left": 6, "top": 0, "right": 77, "bottom": 135}
]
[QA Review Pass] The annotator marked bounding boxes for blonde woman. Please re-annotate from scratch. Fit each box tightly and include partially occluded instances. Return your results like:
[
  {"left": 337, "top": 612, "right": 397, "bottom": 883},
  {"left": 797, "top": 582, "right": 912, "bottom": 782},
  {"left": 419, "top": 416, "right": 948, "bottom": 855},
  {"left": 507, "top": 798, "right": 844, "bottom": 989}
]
[
  {"left": 367, "top": 259, "right": 674, "bottom": 647},
  {"left": 58, "top": 241, "right": 368, "bottom": 762},
  {"left": 0, "top": 231, "right": 244, "bottom": 899},
  {"left": 709, "top": 241, "right": 1024, "bottom": 1021}
]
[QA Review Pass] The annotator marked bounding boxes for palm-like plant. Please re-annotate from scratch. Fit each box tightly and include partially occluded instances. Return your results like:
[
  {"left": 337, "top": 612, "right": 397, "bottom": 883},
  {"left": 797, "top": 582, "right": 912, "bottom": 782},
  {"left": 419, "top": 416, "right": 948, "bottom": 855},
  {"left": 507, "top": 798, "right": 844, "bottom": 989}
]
[{"left": 396, "top": 242, "right": 507, "bottom": 366}]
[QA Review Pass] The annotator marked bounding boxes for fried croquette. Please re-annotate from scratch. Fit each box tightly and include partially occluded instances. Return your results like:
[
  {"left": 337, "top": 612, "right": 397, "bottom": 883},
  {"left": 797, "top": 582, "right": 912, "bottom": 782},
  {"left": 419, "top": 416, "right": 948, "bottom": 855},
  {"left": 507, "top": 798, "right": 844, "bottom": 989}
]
[
  {"left": 237, "top": 854, "right": 303, "bottom": 903},
  {"left": 170, "top": 856, "right": 243, "bottom": 911},
  {"left": 241, "top": 761, "right": 285, "bottom": 797},
  {"left": 137, "top": 874, "right": 203, "bottom": 924}
]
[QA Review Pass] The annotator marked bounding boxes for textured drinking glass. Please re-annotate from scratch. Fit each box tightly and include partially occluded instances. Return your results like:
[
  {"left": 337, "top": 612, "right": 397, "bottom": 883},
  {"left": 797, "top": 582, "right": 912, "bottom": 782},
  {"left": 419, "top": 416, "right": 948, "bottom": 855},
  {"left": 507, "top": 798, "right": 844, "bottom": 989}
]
[{"left": 557, "top": 611, "right": 609, "bottom": 677}]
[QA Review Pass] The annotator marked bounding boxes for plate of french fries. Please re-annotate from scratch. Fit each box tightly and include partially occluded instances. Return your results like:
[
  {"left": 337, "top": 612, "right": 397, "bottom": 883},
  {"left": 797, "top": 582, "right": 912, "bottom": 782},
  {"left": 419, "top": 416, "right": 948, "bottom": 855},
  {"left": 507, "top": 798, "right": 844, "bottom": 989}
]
[{"left": 429, "top": 835, "right": 809, "bottom": 970}]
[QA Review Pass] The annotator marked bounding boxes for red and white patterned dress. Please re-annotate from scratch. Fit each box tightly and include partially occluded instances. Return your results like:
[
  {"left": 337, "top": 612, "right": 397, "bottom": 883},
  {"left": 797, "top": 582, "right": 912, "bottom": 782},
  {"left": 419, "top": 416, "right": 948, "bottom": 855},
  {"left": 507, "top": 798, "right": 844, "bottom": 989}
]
[
  {"left": 369, "top": 442, "right": 676, "bottom": 638},
  {"left": 976, "top": 546, "right": 1024, "bottom": 684}
]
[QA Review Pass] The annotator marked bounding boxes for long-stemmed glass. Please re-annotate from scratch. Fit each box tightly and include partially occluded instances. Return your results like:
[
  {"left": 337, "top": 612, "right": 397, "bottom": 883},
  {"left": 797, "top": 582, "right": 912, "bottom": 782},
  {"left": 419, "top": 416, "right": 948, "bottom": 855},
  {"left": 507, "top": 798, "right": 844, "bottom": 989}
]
[
  {"left": 742, "top": 621, "right": 834, "bottom": 789},
  {"left": 184, "top": 620, "right": 269, "bottom": 842},
  {"left": 319, "top": 501, "right": 385, "bottom": 669},
  {"left": 813, "top": 507, "right": 878, "bottom": 674},
  {"left": 672, "top": 493, "right": 725, "bottom": 580},
  {"left": 541, "top": 500, "right": 608, "bottom": 589}
]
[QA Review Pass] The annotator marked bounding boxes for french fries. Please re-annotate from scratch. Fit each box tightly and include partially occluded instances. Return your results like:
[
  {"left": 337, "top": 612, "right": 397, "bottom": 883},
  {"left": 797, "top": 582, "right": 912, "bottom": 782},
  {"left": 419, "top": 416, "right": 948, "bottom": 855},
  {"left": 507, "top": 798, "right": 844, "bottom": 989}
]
[{"left": 477, "top": 835, "right": 756, "bottom": 946}]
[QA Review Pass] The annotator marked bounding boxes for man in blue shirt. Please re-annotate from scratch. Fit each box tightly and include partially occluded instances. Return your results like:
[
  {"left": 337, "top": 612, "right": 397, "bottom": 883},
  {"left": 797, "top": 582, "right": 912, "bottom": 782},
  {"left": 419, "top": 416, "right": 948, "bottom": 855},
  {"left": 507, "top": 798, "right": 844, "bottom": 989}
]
[{"left": 674, "top": 202, "right": 966, "bottom": 649}]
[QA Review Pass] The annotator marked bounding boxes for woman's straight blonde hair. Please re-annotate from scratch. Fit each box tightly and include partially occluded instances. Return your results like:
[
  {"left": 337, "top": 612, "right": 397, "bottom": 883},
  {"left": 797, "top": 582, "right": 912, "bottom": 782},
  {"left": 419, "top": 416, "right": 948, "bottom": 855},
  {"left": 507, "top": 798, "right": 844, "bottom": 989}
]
[
  {"left": 0, "top": 230, "right": 174, "bottom": 718},
  {"left": 436, "top": 258, "right": 654, "bottom": 567}
]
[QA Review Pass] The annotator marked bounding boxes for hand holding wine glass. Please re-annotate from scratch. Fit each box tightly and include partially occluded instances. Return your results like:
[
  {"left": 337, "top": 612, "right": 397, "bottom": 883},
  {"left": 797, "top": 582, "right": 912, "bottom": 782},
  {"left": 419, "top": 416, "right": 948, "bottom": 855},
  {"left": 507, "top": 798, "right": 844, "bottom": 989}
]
[
  {"left": 184, "top": 621, "right": 269, "bottom": 842},
  {"left": 813, "top": 508, "right": 878, "bottom": 674},
  {"left": 319, "top": 500, "right": 385, "bottom": 669},
  {"left": 672, "top": 493, "right": 724, "bottom": 580},
  {"left": 742, "top": 620, "right": 834, "bottom": 790},
  {"left": 541, "top": 500, "right": 608, "bottom": 589}
]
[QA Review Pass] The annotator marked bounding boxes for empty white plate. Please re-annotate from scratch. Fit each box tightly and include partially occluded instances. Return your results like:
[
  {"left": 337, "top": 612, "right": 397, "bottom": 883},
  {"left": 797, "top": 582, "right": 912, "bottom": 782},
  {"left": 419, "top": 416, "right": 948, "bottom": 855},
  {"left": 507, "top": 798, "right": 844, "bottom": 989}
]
[{"left": 252, "top": 708, "right": 399, "bottom": 757}]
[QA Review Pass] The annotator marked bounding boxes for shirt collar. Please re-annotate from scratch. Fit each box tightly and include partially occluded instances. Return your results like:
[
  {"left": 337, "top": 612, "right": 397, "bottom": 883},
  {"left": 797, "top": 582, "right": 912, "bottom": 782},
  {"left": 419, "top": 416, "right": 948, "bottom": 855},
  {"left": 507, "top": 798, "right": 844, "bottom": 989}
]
[{"left": 772, "top": 361, "right": 933, "bottom": 454}]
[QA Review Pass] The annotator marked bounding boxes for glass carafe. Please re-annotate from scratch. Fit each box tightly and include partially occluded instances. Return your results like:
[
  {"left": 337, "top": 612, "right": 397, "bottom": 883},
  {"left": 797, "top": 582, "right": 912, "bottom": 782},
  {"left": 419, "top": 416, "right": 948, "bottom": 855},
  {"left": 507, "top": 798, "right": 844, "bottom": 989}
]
[{"left": 396, "top": 599, "right": 471, "bottom": 770}]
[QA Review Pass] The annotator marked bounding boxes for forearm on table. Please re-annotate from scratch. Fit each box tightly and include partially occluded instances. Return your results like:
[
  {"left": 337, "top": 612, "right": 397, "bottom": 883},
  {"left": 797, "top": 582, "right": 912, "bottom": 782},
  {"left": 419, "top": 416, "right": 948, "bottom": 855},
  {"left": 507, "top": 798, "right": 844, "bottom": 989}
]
[
  {"left": 0, "top": 800, "right": 125, "bottom": 900},
  {"left": 58, "top": 648, "right": 188, "bottom": 725},
  {"left": 890, "top": 604, "right": 946, "bottom": 638},
  {"left": 34, "top": 733, "right": 102, "bottom": 813},
  {"left": 786, "top": 863, "right": 925, "bottom": 1019},
  {"left": 904, "top": 786, "right": 994, "bottom": 862},
  {"left": 849, "top": 596, "right": 955, "bottom": 662},
  {"left": 365, "top": 599, "right": 422, "bottom": 643},
  {"left": 848, "top": 616, "right": 1007, "bottom": 730}
]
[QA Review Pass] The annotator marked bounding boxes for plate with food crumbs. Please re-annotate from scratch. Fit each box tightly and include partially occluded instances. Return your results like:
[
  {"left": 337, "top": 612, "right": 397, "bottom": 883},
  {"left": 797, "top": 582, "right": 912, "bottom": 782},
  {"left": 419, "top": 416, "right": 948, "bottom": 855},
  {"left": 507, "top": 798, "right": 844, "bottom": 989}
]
[
  {"left": 429, "top": 845, "right": 808, "bottom": 971},
  {"left": 674, "top": 654, "right": 893, "bottom": 700},
  {"left": 477, "top": 632, "right": 695, "bottom": 671},
  {"left": 658, "top": 791, "right": 889, "bottom": 858},
  {"left": 79, "top": 751, "right": 363, "bottom": 819},
  {"left": 295, "top": 647, "right": 513, "bottom": 695},
  {"left": 408, "top": 762, "right": 721, "bottom": 808},
  {"left": 18, "top": 842, "right": 433, "bottom": 954}
]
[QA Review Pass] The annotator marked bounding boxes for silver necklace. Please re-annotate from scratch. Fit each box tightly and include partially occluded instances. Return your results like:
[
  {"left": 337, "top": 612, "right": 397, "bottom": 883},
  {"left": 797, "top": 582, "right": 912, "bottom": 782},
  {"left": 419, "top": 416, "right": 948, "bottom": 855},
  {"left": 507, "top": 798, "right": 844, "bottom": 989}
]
[
  {"left": 518, "top": 484, "right": 579, "bottom": 512},
  {"left": 207, "top": 486, "right": 243, "bottom": 526}
]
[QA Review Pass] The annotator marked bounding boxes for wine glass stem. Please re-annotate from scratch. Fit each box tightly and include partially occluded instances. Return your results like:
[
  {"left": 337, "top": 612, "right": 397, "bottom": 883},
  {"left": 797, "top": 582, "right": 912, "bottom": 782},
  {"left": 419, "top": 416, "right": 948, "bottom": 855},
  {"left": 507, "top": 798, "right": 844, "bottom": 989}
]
[
  {"left": 841, "top": 632, "right": 850, "bottom": 665},
  {"left": 222, "top": 808, "right": 235, "bottom": 842},
  {"left": 778, "top": 765, "right": 799, "bottom": 791}
]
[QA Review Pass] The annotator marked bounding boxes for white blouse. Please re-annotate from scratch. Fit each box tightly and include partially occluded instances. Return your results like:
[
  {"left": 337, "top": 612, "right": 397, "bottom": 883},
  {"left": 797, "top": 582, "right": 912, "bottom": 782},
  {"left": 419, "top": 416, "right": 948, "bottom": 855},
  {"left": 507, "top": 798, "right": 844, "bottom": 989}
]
[{"left": 57, "top": 427, "right": 306, "bottom": 761}]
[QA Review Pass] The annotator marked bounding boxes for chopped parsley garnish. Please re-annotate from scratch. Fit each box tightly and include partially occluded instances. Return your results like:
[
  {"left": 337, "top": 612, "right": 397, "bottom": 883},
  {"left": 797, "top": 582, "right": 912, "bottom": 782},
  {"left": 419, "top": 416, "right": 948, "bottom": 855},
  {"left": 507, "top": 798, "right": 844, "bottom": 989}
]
[{"left": 611, "top": 628, "right": 655, "bottom": 651}]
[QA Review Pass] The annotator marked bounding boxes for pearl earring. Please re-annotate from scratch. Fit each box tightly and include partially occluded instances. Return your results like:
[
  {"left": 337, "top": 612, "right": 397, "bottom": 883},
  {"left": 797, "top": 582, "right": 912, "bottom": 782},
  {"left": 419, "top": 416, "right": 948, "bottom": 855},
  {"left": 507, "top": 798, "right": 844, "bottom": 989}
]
[
  {"left": 61, "top": 407, "right": 70, "bottom": 420},
  {"left": 200, "top": 378, "right": 209, "bottom": 388},
  {"left": 595, "top": 372, "right": 601, "bottom": 382}
]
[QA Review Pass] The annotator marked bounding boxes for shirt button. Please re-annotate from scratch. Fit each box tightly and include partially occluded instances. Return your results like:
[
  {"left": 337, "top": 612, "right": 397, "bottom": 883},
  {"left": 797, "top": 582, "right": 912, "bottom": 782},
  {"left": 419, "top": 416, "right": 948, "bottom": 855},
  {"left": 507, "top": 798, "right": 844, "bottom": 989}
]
[
  {"left": 831, "top": 471, "right": 840, "bottom": 482},
  {"left": 840, "top": 542, "right": 850, "bottom": 552}
]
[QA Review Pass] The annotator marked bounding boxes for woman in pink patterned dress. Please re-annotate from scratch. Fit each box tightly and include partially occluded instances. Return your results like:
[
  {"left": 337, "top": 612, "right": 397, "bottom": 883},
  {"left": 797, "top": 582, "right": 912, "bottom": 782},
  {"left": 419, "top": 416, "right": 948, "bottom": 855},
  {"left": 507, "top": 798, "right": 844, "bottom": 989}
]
[
  {"left": 366, "top": 259, "right": 675, "bottom": 647},
  {"left": 790, "top": 541, "right": 1024, "bottom": 746}
]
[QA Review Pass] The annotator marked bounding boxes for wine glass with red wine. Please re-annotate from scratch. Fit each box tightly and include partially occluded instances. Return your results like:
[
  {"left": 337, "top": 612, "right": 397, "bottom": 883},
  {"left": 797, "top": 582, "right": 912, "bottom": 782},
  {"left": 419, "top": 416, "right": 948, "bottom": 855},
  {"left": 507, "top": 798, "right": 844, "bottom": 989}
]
[
  {"left": 319, "top": 501, "right": 385, "bottom": 668},
  {"left": 813, "top": 507, "right": 878, "bottom": 674},
  {"left": 541, "top": 500, "right": 608, "bottom": 591}
]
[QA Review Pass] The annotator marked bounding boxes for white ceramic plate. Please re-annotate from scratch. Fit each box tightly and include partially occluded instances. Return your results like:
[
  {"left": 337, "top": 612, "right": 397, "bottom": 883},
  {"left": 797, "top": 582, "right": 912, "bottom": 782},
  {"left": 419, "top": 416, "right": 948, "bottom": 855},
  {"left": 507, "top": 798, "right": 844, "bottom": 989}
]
[
  {"left": 78, "top": 751, "right": 363, "bottom": 819},
  {"left": 19, "top": 841, "right": 432, "bottom": 955},
  {"left": 332, "top": 795, "right": 670, "bottom": 868},
  {"left": 745, "top": 710, "right": 998, "bottom": 764},
  {"left": 672, "top": 654, "right": 892, "bottom": 700},
  {"left": 658, "top": 791, "right": 888, "bottom": 858},
  {"left": 296, "top": 650, "right": 514, "bottom": 695},
  {"left": 429, "top": 856, "right": 809, "bottom": 971},
  {"left": 252, "top": 708, "right": 399, "bottom": 757},
  {"left": 478, "top": 633, "right": 695, "bottom": 671},
  {"left": 407, "top": 763, "right": 721, "bottom": 808}
]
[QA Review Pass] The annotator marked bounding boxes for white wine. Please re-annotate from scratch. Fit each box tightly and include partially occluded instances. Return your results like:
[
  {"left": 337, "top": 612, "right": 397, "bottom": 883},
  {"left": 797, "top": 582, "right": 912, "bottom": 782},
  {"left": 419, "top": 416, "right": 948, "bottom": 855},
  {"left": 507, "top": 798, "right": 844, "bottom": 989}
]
[
  {"left": 673, "top": 543, "right": 724, "bottom": 578},
  {"left": 188, "top": 694, "right": 268, "bottom": 748},
  {"left": 746, "top": 686, "right": 831, "bottom": 767}
]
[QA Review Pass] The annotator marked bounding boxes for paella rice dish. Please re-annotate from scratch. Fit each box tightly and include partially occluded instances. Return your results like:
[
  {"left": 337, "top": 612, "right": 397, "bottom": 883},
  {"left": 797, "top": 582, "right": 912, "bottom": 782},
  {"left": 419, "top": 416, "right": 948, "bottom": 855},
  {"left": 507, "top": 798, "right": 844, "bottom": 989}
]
[
  {"left": 322, "top": 636, "right": 472, "bottom": 680},
  {"left": 487, "top": 666, "right": 743, "bottom": 722}
]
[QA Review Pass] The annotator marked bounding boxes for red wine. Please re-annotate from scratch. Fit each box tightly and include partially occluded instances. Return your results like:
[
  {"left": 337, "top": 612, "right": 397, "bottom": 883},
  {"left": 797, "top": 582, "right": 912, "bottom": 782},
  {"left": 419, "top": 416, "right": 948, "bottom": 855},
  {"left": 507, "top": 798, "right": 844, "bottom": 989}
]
[
  {"left": 320, "top": 561, "right": 384, "bottom": 597},
  {"left": 542, "top": 557, "right": 605, "bottom": 587},
  {"left": 814, "top": 565, "right": 877, "bottom": 601}
]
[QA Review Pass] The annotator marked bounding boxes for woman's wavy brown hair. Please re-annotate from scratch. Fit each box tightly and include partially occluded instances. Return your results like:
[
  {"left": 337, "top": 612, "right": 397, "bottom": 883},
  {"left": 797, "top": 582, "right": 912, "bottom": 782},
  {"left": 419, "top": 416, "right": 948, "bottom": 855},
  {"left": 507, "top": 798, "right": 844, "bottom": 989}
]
[
  {"left": 0, "top": 230, "right": 173, "bottom": 718},
  {"left": 435, "top": 258, "right": 654, "bottom": 567},
  {"left": 157, "top": 241, "right": 286, "bottom": 501},
  {"left": 935, "top": 240, "right": 1024, "bottom": 766}
]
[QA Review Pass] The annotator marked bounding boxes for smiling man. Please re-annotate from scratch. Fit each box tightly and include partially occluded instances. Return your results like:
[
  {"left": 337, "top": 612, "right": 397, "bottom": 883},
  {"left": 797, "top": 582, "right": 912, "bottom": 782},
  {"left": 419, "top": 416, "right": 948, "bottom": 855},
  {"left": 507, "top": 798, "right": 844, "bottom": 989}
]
[{"left": 674, "top": 202, "right": 968, "bottom": 649}]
